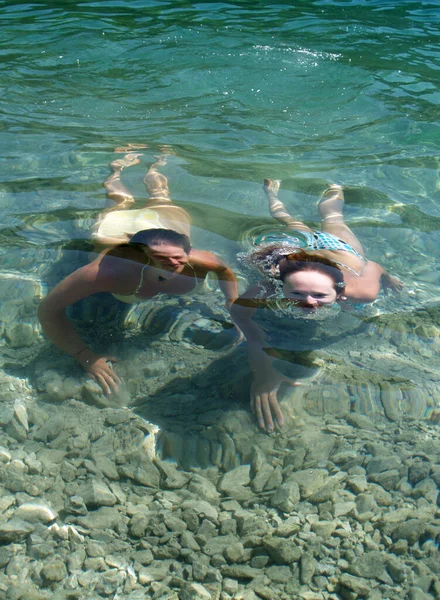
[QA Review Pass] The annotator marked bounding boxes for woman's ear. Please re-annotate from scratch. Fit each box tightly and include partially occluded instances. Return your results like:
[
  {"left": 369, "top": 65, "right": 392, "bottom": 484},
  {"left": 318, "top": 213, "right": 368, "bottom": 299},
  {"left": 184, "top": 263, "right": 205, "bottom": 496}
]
[{"left": 335, "top": 284, "right": 346, "bottom": 300}]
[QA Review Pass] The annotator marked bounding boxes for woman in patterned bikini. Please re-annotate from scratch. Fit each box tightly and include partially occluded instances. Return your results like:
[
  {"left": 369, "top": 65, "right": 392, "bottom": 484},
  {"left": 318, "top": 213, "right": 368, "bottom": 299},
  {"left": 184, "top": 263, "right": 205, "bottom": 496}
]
[{"left": 231, "top": 180, "right": 403, "bottom": 433}]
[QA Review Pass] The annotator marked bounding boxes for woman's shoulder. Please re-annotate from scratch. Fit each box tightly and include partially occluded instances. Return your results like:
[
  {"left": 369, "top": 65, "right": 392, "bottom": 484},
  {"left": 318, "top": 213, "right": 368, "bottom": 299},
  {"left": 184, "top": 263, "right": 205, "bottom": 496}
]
[
  {"left": 342, "top": 262, "right": 382, "bottom": 304},
  {"left": 188, "top": 249, "right": 228, "bottom": 272},
  {"left": 100, "top": 244, "right": 145, "bottom": 262},
  {"left": 94, "top": 245, "right": 145, "bottom": 268},
  {"left": 89, "top": 247, "right": 144, "bottom": 286}
]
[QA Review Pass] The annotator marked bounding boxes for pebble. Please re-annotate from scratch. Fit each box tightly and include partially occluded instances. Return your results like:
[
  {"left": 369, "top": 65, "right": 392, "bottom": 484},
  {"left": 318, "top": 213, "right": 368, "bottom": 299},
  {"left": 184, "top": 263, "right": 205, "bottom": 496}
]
[{"left": 14, "top": 502, "right": 57, "bottom": 524}]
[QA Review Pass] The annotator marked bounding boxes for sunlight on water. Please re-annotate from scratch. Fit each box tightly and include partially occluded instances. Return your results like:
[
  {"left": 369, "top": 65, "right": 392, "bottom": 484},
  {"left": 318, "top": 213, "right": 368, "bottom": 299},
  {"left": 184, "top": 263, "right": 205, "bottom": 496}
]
[{"left": 0, "top": 1, "right": 440, "bottom": 598}]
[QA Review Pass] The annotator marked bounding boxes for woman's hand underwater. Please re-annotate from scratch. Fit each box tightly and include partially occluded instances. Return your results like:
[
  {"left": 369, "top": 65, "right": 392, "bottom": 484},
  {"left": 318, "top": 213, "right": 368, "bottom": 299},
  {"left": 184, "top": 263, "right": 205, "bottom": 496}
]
[
  {"left": 250, "top": 369, "right": 300, "bottom": 433},
  {"left": 382, "top": 273, "right": 404, "bottom": 293},
  {"left": 77, "top": 350, "right": 121, "bottom": 396}
]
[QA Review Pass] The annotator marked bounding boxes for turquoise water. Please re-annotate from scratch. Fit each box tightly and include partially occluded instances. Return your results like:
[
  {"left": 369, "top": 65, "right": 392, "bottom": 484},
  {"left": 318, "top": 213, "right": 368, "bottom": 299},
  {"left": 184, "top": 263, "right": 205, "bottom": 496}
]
[
  {"left": 2, "top": 0, "right": 439, "bottom": 392},
  {"left": 1, "top": 1, "right": 440, "bottom": 597}
]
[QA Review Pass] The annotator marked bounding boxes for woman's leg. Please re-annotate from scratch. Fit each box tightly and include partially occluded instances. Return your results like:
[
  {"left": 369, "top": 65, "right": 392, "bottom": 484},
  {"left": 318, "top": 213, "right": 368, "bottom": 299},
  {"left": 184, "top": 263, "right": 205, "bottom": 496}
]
[
  {"left": 93, "top": 152, "right": 191, "bottom": 246},
  {"left": 140, "top": 155, "right": 192, "bottom": 237},
  {"left": 90, "top": 152, "right": 144, "bottom": 247},
  {"left": 142, "top": 155, "right": 172, "bottom": 202},
  {"left": 319, "top": 184, "right": 365, "bottom": 257},
  {"left": 264, "top": 179, "right": 313, "bottom": 233},
  {"left": 103, "top": 153, "right": 142, "bottom": 209}
]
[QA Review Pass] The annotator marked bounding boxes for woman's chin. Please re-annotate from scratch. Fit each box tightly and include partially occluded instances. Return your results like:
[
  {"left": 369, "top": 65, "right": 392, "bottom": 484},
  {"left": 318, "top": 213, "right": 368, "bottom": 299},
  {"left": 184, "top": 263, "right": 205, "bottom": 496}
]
[
  {"left": 161, "top": 266, "right": 182, "bottom": 275},
  {"left": 298, "top": 305, "right": 318, "bottom": 313},
  {"left": 268, "top": 299, "right": 341, "bottom": 320}
]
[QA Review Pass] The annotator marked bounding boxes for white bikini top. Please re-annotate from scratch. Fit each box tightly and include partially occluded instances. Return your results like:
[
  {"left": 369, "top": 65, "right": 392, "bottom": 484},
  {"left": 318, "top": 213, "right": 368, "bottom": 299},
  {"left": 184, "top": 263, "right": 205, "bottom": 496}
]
[{"left": 113, "top": 262, "right": 207, "bottom": 304}]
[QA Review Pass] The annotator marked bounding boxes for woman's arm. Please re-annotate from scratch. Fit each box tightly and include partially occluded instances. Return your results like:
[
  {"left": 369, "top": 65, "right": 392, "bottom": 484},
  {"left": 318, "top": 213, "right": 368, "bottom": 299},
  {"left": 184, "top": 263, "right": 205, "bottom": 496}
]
[
  {"left": 345, "top": 260, "right": 403, "bottom": 303},
  {"left": 231, "top": 286, "right": 297, "bottom": 432},
  {"left": 343, "top": 263, "right": 381, "bottom": 303},
  {"left": 37, "top": 261, "right": 121, "bottom": 395},
  {"left": 191, "top": 250, "right": 239, "bottom": 308},
  {"left": 38, "top": 264, "right": 102, "bottom": 354}
]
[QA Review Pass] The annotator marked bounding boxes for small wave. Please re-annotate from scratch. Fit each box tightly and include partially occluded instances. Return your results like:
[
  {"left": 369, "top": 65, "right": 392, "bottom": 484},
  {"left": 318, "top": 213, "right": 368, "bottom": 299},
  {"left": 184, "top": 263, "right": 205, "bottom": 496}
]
[{"left": 253, "top": 44, "right": 341, "bottom": 61}]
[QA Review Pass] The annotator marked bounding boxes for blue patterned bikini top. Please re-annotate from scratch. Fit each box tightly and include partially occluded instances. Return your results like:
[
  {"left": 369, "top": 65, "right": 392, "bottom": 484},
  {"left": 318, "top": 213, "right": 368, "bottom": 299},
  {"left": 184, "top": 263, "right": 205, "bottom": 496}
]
[
  {"left": 253, "top": 229, "right": 366, "bottom": 276},
  {"left": 253, "top": 230, "right": 370, "bottom": 312}
]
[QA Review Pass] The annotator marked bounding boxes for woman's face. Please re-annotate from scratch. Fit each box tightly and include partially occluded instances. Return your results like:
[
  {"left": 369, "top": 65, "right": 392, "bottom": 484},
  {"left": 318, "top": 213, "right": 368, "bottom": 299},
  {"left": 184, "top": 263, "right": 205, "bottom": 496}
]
[
  {"left": 146, "top": 243, "right": 188, "bottom": 272},
  {"left": 283, "top": 270, "right": 338, "bottom": 310}
]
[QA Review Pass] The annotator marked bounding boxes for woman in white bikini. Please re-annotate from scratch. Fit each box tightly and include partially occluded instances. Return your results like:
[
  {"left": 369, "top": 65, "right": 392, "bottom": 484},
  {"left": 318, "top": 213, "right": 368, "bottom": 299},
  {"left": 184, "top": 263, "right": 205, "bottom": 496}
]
[
  {"left": 231, "top": 180, "right": 403, "bottom": 433},
  {"left": 38, "top": 150, "right": 238, "bottom": 395}
]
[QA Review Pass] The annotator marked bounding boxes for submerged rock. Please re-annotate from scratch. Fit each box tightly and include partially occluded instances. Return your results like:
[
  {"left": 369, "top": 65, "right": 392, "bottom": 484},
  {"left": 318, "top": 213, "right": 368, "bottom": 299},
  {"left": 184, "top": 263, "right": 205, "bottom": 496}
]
[
  {"left": 270, "top": 481, "right": 300, "bottom": 513},
  {"left": 14, "top": 502, "right": 57, "bottom": 524},
  {"left": 78, "top": 480, "right": 118, "bottom": 508},
  {"left": 0, "top": 519, "right": 34, "bottom": 543}
]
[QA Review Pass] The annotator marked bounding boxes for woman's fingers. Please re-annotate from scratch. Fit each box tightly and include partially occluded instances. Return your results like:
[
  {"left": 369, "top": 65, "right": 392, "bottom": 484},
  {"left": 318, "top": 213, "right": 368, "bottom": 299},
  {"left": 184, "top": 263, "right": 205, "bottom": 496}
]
[
  {"left": 250, "top": 372, "right": 301, "bottom": 432},
  {"left": 102, "top": 370, "right": 121, "bottom": 394},
  {"left": 392, "top": 277, "right": 404, "bottom": 291},
  {"left": 106, "top": 372, "right": 121, "bottom": 392},
  {"left": 383, "top": 274, "right": 404, "bottom": 293},
  {"left": 92, "top": 373, "right": 112, "bottom": 397},
  {"left": 89, "top": 358, "right": 122, "bottom": 395},
  {"left": 255, "top": 393, "right": 273, "bottom": 432},
  {"left": 261, "top": 392, "right": 276, "bottom": 432},
  {"left": 268, "top": 393, "right": 284, "bottom": 428},
  {"left": 252, "top": 395, "right": 266, "bottom": 431},
  {"left": 106, "top": 368, "right": 122, "bottom": 386},
  {"left": 252, "top": 391, "right": 283, "bottom": 433},
  {"left": 93, "top": 374, "right": 116, "bottom": 396}
]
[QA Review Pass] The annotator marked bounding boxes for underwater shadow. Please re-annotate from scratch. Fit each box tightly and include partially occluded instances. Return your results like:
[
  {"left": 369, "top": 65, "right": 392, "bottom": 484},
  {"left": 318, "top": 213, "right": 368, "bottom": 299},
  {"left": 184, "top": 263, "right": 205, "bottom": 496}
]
[{"left": 132, "top": 344, "right": 252, "bottom": 432}]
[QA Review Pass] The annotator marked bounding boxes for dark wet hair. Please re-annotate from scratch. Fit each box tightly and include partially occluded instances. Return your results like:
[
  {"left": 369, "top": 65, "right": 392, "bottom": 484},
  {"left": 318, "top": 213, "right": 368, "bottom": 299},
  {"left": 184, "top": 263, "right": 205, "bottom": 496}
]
[
  {"left": 279, "top": 250, "right": 345, "bottom": 291},
  {"left": 128, "top": 228, "right": 191, "bottom": 254}
]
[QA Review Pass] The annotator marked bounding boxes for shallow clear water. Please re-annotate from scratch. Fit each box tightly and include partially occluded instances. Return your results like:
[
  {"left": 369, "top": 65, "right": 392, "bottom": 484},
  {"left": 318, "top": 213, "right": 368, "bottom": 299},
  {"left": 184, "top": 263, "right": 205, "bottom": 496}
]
[
  {"left": 2, "top": 0, "right": 439, "bottom": 399},
  {"left": 1, "top": 1, "right": 440, "bottom": 596}
]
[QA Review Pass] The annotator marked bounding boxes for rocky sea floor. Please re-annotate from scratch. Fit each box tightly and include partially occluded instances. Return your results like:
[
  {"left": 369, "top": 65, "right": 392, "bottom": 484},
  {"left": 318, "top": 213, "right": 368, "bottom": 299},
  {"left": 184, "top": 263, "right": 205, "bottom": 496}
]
[
  {"left": 1, "top": 379, "right": 440, "bottom": 600},
  {"left": 0, "top": 235, "right": 440, "bottom": 599}
]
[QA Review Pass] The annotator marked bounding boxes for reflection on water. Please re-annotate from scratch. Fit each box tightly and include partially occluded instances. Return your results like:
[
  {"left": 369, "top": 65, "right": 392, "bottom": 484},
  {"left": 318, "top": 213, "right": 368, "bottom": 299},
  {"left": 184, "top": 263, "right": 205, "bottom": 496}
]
[{"left": 1, "top": 1, "right": 440, "bottom": 598}]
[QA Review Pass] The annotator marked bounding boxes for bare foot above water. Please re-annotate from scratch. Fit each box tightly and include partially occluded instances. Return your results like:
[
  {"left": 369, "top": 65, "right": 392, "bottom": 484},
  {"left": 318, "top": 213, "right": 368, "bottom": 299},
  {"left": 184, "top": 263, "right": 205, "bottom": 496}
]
[
  {"left": 263, "top": 179, "right": 281, "bottom": 196},
  {"left": 109, "top": 152, "right": 143, "bottom": 171}
]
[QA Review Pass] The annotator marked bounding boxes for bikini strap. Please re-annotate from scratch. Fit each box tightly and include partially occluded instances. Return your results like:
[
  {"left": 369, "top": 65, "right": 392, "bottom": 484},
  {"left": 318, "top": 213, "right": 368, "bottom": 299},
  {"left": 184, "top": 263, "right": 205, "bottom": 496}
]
[
  {"left": 134, "top": 257, "right": 151, "bottom": 297},
  {"left": 186, "top": 261, "right": 199, "bottom": 286},
  {"left": 134, "top": 259, "right": 198, "bottom": 298},
  {"left": 333, "top": 260, "right": 361, "bottom": 277}
]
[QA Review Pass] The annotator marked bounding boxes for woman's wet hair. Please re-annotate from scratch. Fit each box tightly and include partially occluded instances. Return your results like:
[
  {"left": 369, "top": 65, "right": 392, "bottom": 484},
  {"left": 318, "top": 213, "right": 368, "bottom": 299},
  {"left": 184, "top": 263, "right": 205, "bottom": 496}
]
[
  {"left": 279, "top": 250, "right": 345, "bottom": 291},
  {"left": 128, "top": 228, "right": 191, "bottom": 254},
  {"left": 245, "top": 244, "right": 297, "bottom": 278}
]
